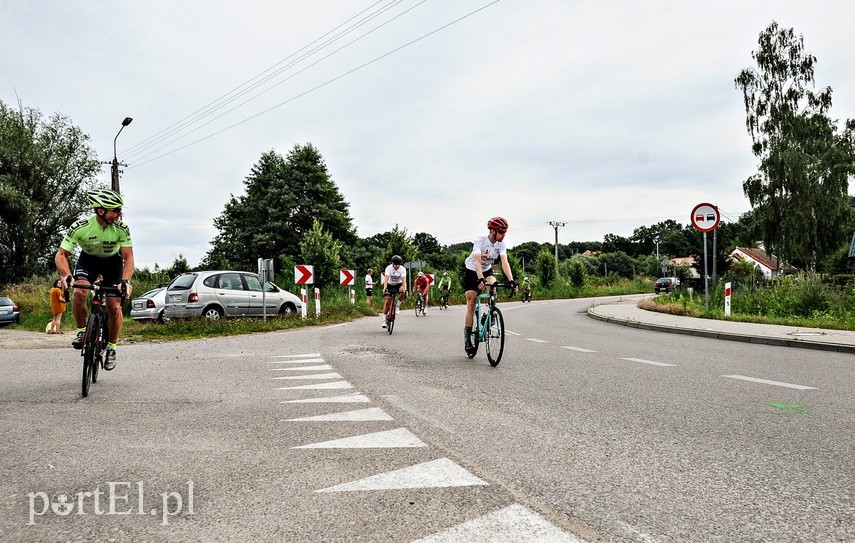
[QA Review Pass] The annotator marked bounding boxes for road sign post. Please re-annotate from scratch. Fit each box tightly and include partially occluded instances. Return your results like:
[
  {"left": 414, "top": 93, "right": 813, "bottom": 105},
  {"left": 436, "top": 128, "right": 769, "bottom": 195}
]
[
  {"left": 724, "top": 281, "right": 732, "bottom": 317},
  {"left": 314, "top": 288, "right": 321, "bottom": 318},
  {"left": 691, "top": 203, "right": 720, "bottom": 313},
  {"left": 300, "top": 288, "right": 307, "bottom": 319}
]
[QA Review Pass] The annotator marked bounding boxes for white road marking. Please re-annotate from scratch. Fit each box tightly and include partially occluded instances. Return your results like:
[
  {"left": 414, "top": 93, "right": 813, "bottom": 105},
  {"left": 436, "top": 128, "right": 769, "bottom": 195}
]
[
  {"left": 284, "top": 407, "right": 393, "bottom": 422},
  {"left": 293, "top": 428, "right": 426, "bottom": 449},
  {"left": 271, "top": 364, "right": 333, "bottom": 371},
  {"left": 526, "top": 338, "right": 549, "bottom": 343},
  {"left": 621, "top": 357, "right": 677, "bottom": 367},
  {"left": 271, "top": 372, "right": 342, "bottom": 380},
  {"left": 282, "top": 393, "right": 370, "bottom": 404},
  {"left": 505, "top": 330, "right": 521, "bottom": 336},
  {"left": 316, "top": 458, "right": 487, "bottom": 493},
  {"left": 561, "top": 346, "right": 596, "bottom": 353},
  {"left": 271, "top": 353, "right": 321, "bottom": 358},
  {"left": 723, "top": 375, "right": 817, "bottom": 390},
  {"left": 277, "top": 381, "right": 353, "bottom": 390},
  {"left": 411, "top": 503, "right": 586, "bottom": 542},
  {"left": 268, "top": 357, "right": 325, "bottom": 364}
]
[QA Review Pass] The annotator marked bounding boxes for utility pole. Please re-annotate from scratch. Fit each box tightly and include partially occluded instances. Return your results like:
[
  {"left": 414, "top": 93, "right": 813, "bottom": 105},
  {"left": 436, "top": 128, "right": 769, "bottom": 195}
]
[{"left": 548, "top": 221, "right": 566, "bottom": 266}]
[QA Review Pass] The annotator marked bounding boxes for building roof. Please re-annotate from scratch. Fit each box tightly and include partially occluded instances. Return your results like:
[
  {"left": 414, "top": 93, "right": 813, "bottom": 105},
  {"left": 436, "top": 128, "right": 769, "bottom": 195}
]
[{"left": 731, "top": 246, "right": 791, "bottom": 271}]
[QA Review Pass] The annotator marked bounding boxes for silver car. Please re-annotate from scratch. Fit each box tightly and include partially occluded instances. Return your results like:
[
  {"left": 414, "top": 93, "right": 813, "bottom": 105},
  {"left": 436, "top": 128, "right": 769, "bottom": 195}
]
[
  {"left": 130, "top": 287, "right": 169, "bottom": 322},
  {"left": 163, "top": 270, "right": 302, "bottom": 320}
]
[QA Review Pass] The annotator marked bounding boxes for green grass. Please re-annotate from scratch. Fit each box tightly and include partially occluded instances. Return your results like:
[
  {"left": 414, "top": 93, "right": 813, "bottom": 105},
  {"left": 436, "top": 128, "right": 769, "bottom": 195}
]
[{"left": 6, "top": 273, "right": 853, "bottom": 341}]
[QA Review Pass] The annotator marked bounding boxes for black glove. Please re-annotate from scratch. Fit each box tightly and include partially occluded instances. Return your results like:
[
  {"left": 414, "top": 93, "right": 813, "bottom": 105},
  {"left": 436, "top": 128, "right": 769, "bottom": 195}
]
[{"left": 64, "top": 275, "right": 73, "bottom": 289}]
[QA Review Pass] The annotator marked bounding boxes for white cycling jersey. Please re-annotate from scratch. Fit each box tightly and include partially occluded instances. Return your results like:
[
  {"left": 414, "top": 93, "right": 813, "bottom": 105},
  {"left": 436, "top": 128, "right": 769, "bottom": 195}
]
[
  {"left": 383, "top": 264, "right": 406, "bottom": 285},
  {"left": 464, "top": 235, "right": 507, "bottom": 272}
]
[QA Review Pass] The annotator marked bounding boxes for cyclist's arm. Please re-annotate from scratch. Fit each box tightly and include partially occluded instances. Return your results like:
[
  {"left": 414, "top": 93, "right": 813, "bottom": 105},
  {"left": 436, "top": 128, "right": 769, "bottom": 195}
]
[
  {"left": 120, "top": 246, "right": 135, "bottom": 298},
  {"left": 499, "top": 254, "right": 516, "bottom": 287},
  {"left": 54, "top": 247, "right": 74, "bottom": 284}
]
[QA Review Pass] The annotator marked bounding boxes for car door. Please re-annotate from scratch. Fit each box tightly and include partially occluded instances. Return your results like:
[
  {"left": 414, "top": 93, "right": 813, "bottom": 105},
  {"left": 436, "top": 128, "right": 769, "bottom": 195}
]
[
  {"left": 215, "top": 272, "right": 253, "bottom": 316},
  {"left": 243, "top": 274, "right": 266, "bottom": 316}
]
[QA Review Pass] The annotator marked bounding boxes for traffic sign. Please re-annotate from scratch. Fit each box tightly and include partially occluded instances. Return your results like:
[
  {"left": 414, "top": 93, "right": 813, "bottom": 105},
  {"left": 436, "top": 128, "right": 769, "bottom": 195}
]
[
  {"left": 426, "top": 274, "right": 435, "bottom": 286},
  {"left": 340, "top": 269, "right": 355, "bottom": 286},
  {"left": 295, "top": 265, "right": 314, "bottom": 285},
  {"left": 691, "top": 203, "right": 720, "bottom": 233}
]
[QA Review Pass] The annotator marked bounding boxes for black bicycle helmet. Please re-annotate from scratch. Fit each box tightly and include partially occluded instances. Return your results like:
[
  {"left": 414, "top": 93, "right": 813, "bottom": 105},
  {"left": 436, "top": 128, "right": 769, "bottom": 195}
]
[{"left": 391, "top": 255, "right": 403, "bottom": 264}]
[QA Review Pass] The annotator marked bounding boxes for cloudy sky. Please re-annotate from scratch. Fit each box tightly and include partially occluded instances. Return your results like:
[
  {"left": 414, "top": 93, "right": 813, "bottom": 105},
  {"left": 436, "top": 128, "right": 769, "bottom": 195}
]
[{"left": 4, "top": 1, "right": 854, "bottom": 270}]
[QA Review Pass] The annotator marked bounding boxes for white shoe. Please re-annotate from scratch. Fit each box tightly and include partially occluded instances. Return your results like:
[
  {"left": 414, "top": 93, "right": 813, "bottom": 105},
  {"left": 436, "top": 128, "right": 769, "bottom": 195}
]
[{"left": 381, "top": 320, "right": 387, "bottom": 329}]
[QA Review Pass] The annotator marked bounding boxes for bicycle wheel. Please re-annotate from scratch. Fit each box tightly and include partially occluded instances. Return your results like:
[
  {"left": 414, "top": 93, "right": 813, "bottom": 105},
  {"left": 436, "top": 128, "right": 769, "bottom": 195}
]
[
  {"left": 415, "top": 297, "right": 422, "bottom": 317},
  {"left": 92, "top": 313, "right": 108, "bottom": 384},
  {"left": 468, "top": 312, "right": 480, "bottom": 359},
  {"left": 485, "top": 307, "right": 505, "bottom": 367},
  {"left": 386, "top": 299, "right": 395, "bottom": 334},
  {"left": 81, "top": 313, "right": 100, "bottom": 397}
]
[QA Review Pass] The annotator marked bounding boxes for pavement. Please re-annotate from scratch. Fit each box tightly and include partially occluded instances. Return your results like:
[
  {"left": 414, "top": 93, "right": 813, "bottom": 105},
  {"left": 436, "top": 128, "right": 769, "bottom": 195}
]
[{"left": 587, "top": 297, "right": 855, "bottom": 354}]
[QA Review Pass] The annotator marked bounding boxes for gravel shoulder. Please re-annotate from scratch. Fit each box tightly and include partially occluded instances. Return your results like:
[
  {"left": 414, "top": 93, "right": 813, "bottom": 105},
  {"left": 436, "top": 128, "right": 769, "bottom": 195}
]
[{"left": 0, "top": 328, "right": 73, "bottom": 349}]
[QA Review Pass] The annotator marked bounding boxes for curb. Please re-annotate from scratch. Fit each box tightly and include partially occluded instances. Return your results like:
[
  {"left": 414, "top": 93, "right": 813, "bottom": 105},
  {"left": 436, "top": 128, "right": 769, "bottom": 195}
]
[{"left": 586, "top": 309, "right": 855, "bottom": 355}]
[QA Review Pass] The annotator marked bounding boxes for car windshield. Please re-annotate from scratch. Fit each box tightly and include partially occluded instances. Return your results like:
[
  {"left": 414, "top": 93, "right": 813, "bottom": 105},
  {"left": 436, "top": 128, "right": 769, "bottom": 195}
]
[
  {"left": 168, "top": 274, "right": 197, "bottom": 290},
  {"left": 140, "top": 288, "right": 163, "bottom": 298}
]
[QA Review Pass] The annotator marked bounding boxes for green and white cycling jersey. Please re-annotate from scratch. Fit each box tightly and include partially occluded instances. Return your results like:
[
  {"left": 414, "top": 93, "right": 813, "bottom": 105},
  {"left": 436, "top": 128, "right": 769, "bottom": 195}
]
[{"left": 60, "top": 215, "right": 133, "bottom": 257}]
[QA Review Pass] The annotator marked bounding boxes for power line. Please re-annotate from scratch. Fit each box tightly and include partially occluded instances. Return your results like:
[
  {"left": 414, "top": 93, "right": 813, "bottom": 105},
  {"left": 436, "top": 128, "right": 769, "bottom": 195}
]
[
  {"left": 124, "top": 0, "right": 414, "bottom": 161},
  {"left": 129, "top": 0, "right": 503, "bottom": 168}
]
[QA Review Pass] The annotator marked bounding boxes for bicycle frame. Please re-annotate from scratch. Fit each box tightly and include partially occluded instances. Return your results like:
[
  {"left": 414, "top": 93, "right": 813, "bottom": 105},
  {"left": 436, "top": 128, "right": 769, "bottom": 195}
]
[
  {"left": 470, "top": 283, "right": 512, "bottom": 366},
  {"left": 74, "top": 281, "right": 123, "bottom": 397}
]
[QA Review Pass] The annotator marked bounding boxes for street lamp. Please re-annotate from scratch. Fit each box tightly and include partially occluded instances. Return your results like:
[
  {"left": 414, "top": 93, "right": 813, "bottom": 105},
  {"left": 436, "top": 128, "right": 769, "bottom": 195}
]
[{"left": 111, "top": 117, "right": 133, "bottom": 192}]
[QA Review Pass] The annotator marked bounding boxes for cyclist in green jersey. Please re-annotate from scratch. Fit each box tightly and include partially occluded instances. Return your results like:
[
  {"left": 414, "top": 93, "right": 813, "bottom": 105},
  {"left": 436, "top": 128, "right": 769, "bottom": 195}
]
[
  {"left": 55, "top": 189, "right": 135, "bottom": 370},
  {"left": 436, "top": 272, "right": 452, "bottom": 298}
]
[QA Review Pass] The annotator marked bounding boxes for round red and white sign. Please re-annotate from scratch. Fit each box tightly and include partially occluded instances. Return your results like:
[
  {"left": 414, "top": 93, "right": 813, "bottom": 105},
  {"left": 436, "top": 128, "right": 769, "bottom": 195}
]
[{"left": 690, "top": 203, "right": 720, "bottom": 233}]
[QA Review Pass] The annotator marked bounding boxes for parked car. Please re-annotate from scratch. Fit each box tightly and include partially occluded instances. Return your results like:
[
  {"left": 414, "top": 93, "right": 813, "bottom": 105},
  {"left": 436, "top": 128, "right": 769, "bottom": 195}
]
[
  {"left": 0, "top": 296, "right": 21, "bottom": 325},
  {"left": 130, "top": 287, "right": 169, "bottom": 322},
  {"left": 163, "top": 270, "right": 302, "bottom": 320},
  {"left": 654, "top": 277, "right": 680, "bottom": 294}
]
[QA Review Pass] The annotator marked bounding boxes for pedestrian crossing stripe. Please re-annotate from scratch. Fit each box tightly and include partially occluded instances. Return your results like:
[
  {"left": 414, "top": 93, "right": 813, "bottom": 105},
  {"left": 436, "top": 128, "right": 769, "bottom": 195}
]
[
  {"left": 292, "top": 428, "right": 426, "bottom": 449},
  {"left": 284, "top": 407, "right": 393, "bottom": 422},
  {"left": 316, "top": 458, "right": 487, "bottom": 492},
  {"left": 282, "top": 393, "right": 370, "bottom": 403},
  {"left": 277, "top": 381, "right": 353, "bottom": 390},
  {"left": 271, "top": 372, "right": 342, "bottom": 380},
  {"left": 411, "top": 504, "right": 585, "bottom": 542},
  {"left": 271, "top": 364, "right": 333, "bottom": 371}
]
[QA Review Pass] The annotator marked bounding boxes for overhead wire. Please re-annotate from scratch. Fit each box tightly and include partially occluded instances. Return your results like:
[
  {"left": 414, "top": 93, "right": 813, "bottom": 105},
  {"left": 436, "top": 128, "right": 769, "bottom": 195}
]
[
  {"left": 128, "top": 0, "right": 503, "bottom": 169},
  {"left": 124, "top": 0, "right": 410, "bottom": 161}
]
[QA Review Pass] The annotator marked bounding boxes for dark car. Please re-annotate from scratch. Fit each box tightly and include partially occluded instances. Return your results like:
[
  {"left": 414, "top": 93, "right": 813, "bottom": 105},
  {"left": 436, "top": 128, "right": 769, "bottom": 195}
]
[
  {"left": 654, "top": 277, "right": 680, "bottom": 294},
  {"left": 0, "top": 296, "right": 21, "bottom": 325}
]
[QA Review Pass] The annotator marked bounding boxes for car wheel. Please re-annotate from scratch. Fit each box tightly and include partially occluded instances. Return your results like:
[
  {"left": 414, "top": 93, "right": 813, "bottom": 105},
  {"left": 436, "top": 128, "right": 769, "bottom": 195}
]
[
  {"left": 157, "top": 310, "right": 170, "bottom": 324},
  {"left": 279, "top": 303, "right": 296, "bottom": 315},
  {"left": 202, "top": 306, "right": 223, "bottom": 319}
]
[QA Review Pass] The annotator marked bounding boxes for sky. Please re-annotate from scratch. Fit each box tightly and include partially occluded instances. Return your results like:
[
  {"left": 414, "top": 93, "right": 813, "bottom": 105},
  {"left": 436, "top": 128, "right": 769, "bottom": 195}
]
[{"left": 4, "top": 1, "right": 855, "bottom": 270}]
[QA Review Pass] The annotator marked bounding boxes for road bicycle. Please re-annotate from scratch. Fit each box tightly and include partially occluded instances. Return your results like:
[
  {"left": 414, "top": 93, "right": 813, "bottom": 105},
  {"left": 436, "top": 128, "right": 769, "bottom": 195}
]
[
  {"left": 383, "top": 288, "right": 401, "bottom": 334},
  {"left": 414, "top": 291, "right": 426, "bottom": 317},
  {"left": 75, "top": 281, "right": 124, "bottom": 397},
  {"left": 468, "top": 283, "right": 514, "bottom": 366},
  {"left": 439, "top": 288, "right": 449, "bottom": 310},
  {"left": 522, "top": 286, "right": 532, "bottom": 303}
]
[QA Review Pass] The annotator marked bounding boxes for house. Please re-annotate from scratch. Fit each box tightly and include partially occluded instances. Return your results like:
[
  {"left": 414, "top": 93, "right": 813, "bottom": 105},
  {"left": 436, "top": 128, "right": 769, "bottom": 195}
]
[
  {"left": 670, "top": 256, "right": 700, "bottom": 279},
  {"left": 729, "top": 246, "right": 794, "bottom": 279}
]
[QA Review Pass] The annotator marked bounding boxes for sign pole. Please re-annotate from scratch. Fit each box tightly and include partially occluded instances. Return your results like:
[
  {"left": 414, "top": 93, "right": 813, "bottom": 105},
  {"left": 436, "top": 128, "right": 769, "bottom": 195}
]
[{"left": 703, "top": 231, "right": 709, "bottom": 312}]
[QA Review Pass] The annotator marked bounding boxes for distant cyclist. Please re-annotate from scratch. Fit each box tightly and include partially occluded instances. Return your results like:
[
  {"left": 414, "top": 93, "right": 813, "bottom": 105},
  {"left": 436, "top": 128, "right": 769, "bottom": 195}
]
[
  {"left": 414, "top": 271, "right": 430, "bottom": 313},
  {"left": 436, "top": 272, "right": 452, "bottom": 305},
  {"left": 522, "top": 276, "right": 532, "bottom": 299},
  {"left": 55, "top": 188, "right": 134, "bottom": 370},
  {"left": 463, "top": 217, "right": 517, "bottom": 355},
  {"left": 381, "top": 255, "right": 407, "bottom": 329}
]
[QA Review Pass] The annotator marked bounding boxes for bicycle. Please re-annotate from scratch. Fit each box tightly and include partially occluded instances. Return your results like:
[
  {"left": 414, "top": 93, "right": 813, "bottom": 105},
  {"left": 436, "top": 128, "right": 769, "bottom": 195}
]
[
  {"left": 522, "top": 286, "right": 532, "bottom": 303},
  {"left": 383, "top": 288, "right": 400, "bottom": 334},
  {"left": 439, "top": 288, "right": 449, "bottom": 310},
  {"left": 74, "top": 281, "right": 124, "bottom": 397},
  {"left": 468, "top": 283, "right": 514, "bottom": 366},
  {"left": 414, "top": 291, "right": 426, "bottom": 317}
]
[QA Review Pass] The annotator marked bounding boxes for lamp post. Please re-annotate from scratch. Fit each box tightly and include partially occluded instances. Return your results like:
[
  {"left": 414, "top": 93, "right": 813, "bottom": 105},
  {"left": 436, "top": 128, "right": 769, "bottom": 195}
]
[{"left": 111, "top": 117, "right": 133, "bottom": 192}]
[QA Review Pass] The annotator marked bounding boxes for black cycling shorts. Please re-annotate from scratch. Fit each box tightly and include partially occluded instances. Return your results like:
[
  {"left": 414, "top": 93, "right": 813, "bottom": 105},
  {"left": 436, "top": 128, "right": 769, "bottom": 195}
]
[
  {"left": 464, "top": 268, "right": 494, "bottom": 292},
  {"left": 73, "top": 252, "right": 124, "bottom": 296}
]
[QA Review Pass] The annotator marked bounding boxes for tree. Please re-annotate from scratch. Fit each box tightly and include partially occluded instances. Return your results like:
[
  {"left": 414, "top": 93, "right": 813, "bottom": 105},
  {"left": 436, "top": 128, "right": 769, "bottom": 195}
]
[
  {"left": 735, "top": 22, "right": 855, "bottom": 272},
  {"left": 300, "top": 219, "right": 342, "bottom": 289},
  {"left": 534, "top": 248, "right": 558, "bottom": 287},
  {"left": 0, "top": 101, "right": 101, "bottom": 286},
  {"left": 204, "top": 144, "right": 356, "bottom": 271}
]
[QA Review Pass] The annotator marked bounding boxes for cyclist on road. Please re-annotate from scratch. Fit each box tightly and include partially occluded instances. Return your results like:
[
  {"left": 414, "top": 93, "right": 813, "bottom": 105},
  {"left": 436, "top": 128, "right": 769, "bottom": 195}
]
[
  {"left": 381, "top": 255, "right": 407, "bottom": 329},
  {"left": 436, "top": 272, "right": 452, "bottom": 306},
  {"left": 55, "top": 188, "right": 134, "bottom": 370},
  {"left": 414, "top": 271, "right": 430, "bottom": 313},
  {"left": 463, "top": 217, "right": 517, "bottom": 355},
  {"left": 522, "top": 276, "right": 532, "bottom": 299}
]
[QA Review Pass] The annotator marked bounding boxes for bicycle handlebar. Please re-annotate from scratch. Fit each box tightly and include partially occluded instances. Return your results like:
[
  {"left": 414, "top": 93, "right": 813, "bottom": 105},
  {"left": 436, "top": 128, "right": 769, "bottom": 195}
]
[{"left": 72, "top": 282, "right": 127, "bottom": 300}]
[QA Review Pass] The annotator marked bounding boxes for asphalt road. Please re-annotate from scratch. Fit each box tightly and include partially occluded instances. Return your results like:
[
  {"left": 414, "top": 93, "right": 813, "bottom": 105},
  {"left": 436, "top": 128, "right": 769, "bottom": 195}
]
[{"left": 1, "top": 296, "right": 852, "bottom": 542}]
